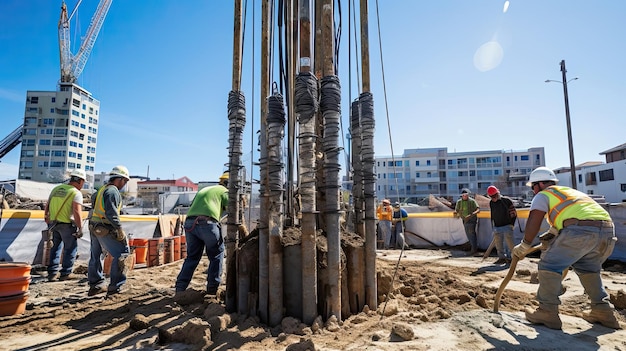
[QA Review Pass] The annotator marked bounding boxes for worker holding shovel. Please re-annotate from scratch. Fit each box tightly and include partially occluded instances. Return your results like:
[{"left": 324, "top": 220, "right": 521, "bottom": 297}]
[{"left": 512, "top": 167, "right": 621, "bottom": 330}]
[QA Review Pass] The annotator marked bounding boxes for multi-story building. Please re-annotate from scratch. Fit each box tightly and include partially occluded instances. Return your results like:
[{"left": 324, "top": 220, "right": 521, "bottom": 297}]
[
  {"left": 555, "top": 142, "right": 626, "bottom": 203},
  {"left": 375, "top": 147, "right": 545, "bottom": 203},
  {"left": 18, "top": 83, "right": 99, "bottom": 188}
]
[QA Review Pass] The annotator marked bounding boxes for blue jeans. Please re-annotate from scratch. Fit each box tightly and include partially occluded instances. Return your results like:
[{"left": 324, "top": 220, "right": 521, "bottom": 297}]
[
  {"left": 379, "top": 220, "right": 392, "bottom": 248},
  {"left": 175, "top": 218, "right": 224, "bottom": 292},
  {"left": 47, "top": 223, "right": 78, "bottom": 277},
  {"left": 393, "top": 221, "right": 405, "bottom": 248},
  {"left": 537, "top": 224, "right": 616, "bottom": 308},
  {"left": 493, "top": 224, "right": 514, "bottom": 259},
  {"left": 464, "top": 220, "right": 478, "bottom": 252},
  {"left": 88, "top": 230, "right": 130, "bottom": 292}
]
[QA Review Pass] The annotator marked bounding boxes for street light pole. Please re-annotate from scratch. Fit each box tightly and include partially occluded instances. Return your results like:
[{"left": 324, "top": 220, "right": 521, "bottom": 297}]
[{"left": 546, "top": 60, "right": 578, "bottom": 189}]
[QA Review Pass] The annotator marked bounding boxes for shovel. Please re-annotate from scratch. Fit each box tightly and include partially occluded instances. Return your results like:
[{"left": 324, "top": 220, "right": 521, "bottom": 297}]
[
  {"left": 493, "top": 244, "right": 542, "bottom": 312},
  {"left": 482, "top": 237, "right": 496, "bottom": 262}
]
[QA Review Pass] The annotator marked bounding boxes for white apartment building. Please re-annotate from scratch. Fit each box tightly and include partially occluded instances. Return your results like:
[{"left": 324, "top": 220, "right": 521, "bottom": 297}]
[
  {"left": 555, "top": 142, "right": 626, "bottom": 203},
  {"left": 18, "top": 83, "right": 99, "bottom": 188},
  {"left": 375, "top": 147, "right": 545, "bottom": 203}
]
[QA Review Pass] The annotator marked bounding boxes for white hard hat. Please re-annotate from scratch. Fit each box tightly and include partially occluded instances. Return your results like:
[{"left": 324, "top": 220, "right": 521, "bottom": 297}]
[
  {"left": 109, "top": 165, "right": 130, "bottom": 180},
  {"left": 526, "top": 166, "right": 558, "bottom": 186},
  {"left": 69, "top": 169, "right": 86, "bottom": 180}
]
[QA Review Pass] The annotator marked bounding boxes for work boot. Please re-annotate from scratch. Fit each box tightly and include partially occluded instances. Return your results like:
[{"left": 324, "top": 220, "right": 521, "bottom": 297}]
[
  {"left": 47, "top": 273, "right": 60, "bottom": 282},
  {"left": 59, "top": 273, "right": 78, "bottom": 281},
  {"left": 88, "top": 286, "right": 107, "bottom": 297},
  {"left": 525, "top": 306, "right": 562, "bottom": 330},
  {"left": 582, "top": 309, "right": 622, "bottom": 329},
  {"left": 493, "top": 258, "right": 507, "bottom": 265}
]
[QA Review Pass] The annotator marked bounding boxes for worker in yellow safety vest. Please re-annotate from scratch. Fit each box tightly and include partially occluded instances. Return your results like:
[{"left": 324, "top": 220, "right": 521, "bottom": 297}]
[
  {"left": 87, "top": 165, "right": 132, "bottom": 297},
  {"left": 44, "top": 169, "right": 86, "bottom": 282},
  {"left": 512, "top": 166, "right": 621, "bottom": 330}
]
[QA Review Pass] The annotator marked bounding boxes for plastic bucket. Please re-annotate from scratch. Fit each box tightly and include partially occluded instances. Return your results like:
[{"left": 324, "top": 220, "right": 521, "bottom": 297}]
[
  {"left": 0, "top": 276, "right": 32, "bottom": 298},
  {"left": 163, "top": 238, "right": 174, "bottom": 263},
  {"left": 180, "top": 235, "right": 187, "bottom": 260},
  {"left": 173, "top": 236, "right": 181, "bottom": 262},
  {"left": 0, "top": 291, "right": 29, "bottom": 317},
  {"left": 132, "top": 238, "right": 149, "bottom": 264},
  {"left": 147, "top": 238, "right": 164, "bottom": 267},
  {"left": 104, "top": 252, "right": 135, "bottom": 277},
  {"left": 0, "top": 262, "right": 32, "bottom": 278}
]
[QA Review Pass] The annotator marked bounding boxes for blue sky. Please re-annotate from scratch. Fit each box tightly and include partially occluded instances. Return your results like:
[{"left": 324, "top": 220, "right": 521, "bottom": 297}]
[{"left": 1, "top": 1, "right": 625, "bottom": 182}]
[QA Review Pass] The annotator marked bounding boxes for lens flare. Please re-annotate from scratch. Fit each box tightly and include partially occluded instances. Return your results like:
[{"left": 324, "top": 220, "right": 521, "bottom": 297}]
[
  {"left": 473, "top": 41, "right": 504, "bottom": 72},
  {"left": 503, "top": 1, "right": 510, "bottom": 13}
]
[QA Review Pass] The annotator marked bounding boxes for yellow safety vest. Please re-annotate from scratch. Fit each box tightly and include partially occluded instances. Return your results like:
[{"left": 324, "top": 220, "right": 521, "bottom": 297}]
[
  {"left": 542, "top": 185, "right": 611, "bottom": 230},
  {"left": 92, "top": 185, "right": 121, "bottom": 225},
  {"left": 48, "top": 184, "right": 78, "bottom": 223}
]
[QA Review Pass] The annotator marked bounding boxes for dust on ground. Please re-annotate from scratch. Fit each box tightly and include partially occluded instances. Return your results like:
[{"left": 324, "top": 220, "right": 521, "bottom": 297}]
[{"left": 2, "top": 247, "right": 626, "bottom": 351}]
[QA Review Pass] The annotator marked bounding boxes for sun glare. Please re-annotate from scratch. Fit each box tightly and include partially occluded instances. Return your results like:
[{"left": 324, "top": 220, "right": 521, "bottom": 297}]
[{"left": 474, "top": 41, "right": 504, "bottom": 72}]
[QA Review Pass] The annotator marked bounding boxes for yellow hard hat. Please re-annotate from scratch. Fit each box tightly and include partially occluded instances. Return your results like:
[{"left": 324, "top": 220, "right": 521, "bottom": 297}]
[{"left": 219, "top": 172, "right": 229, "bottom": 182}]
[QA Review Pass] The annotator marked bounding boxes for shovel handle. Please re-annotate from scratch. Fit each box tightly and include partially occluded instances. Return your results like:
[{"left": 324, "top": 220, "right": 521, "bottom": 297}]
[{"left": 493, "top": 244, "right": 542, "bottom": 312}]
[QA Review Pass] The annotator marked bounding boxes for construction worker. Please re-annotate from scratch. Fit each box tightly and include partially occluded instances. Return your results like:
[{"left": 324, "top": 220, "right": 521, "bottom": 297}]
[
  {"left": 455, "top": 188, "right": 480, "bottom": 255},
  {"left": 44, "top": 169, "right": 86, "bottom": 282},
  {"left": 487, "top": 185, "right": 516, "bottom": 265},
  {"left": 175, "top": 172, "right": 229, "bottom": 295},
  {"left": 392, "top": 202, "right": 408, "bottom": 249},
  {"left": 87, "top": 165, "right": 132, "bottom": 296},
  {"left": 512, "top": 166, "right": 621, "bottom": 330},
  {"left": 376, "top": 199, "right": 393, "bottom": 249}
]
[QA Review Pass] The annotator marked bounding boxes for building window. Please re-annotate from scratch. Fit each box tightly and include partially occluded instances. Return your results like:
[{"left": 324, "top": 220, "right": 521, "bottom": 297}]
[
  {"left": 51, "top": 97, "right": 56, "bottom": 103},
  {"left": 585, "top": 172, "right": 597, "bottom": 185},
  {"left": 521, "top": 155, "right": 529, "bottom": 161},
  {"left": 29, "top": 97, "right": 39, "bottom": 104},
  {"left": 416, "top": 172, "right": 420, "bottom": 178},
  {"left": 427, "top": 160, "right": 431, "bottom": 166},
  {"left": 599, "top": 169, "right": 614, "bottom": 182},
  {"left": 415, "top": 161, "right": 420, "bottom": 166}
]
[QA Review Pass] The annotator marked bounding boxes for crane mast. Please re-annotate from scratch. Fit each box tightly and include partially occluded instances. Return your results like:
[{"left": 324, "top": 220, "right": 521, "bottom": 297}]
[{"left": 58, "top": 0, "right": 113, "bottom": 83}]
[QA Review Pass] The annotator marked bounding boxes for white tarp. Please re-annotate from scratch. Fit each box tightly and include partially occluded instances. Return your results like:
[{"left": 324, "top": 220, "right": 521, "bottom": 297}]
[
  {"left": 15, "top": 179, "right": 58, "bottom": 202},
  {"left": 0, "top": 210, "right": 175, "bottom": 264},
  {"left": 401, "top": 203, "right": 626, "bottom": 262}
]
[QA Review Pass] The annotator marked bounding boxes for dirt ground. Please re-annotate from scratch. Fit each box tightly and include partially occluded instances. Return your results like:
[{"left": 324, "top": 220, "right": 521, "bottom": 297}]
[{"left": 2, "top": 247, "right": 626, "bottom": 351}]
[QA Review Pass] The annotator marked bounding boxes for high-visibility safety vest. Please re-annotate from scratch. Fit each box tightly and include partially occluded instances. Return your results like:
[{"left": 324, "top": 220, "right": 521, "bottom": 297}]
[
  {"left": 48, "top": 184, "right": 79, "bottom": 223},
  {"left": 542, "top": 185, "right": 611, "bottom": 230},
  {"left": 376, "top": 205, "right": 393, "bottom": 221},
  {"left": 92, "top": 185, "right": 121, "bottom": 225}
]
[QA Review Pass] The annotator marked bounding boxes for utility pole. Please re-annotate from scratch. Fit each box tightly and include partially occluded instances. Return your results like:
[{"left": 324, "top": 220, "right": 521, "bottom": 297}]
[{"left": 560, "top": 60, "right": 577, "bottom": 189}]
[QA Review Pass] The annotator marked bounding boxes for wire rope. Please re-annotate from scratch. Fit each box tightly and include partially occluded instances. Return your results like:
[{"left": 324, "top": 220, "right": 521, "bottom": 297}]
[{"left": 373, "top": 0, "right": 408, "bottom": 319}]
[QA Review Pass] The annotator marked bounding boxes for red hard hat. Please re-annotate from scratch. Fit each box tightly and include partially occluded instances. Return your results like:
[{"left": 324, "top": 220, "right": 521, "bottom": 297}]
[{"left": 487, "top": 186, "right": 499, "bottom": 196}]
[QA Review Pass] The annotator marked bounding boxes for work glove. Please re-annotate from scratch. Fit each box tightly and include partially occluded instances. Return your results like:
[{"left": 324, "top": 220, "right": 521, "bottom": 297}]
[
  {"left": 115, "top": 228, "right": 127, "bottom": 242},
  {"left": 512, "top": 241, "right": 532, "bottom": 260},
  {"left": 72, "top": 229, "right": 83, "bottom": 239}
]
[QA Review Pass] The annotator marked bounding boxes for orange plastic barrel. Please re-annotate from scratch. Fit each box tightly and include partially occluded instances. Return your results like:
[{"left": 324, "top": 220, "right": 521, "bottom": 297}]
[
  {"left": 0, "top": 276, "right": 32, "bottom": 298},
  {"left": 132, "top": 238, "right": 149, "bottom": 264},
  {"left": 0, "top": 292, "right": 29, "bottom": 317},
  {"left": 163, "top": 237, "right": 174, "bottom": 263},
  {"left": 103, "top": 253, "right": 113, "bottom": 277},
  {"left": 104, "top": 252, "right": 135, "bottom": 276},
  {"left": 147, "top": 238, "right": 164, "bottom": 267},
  {"left": 173, "top": 236, "right": 181, "bottom": 261},
  {"left": 180, "top": 235, "right": 187, "bottom": 260}
]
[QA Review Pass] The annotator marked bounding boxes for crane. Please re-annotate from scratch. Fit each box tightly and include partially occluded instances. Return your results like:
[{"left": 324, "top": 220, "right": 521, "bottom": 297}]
[{"left": 58, "top": 0, "right": 113, "bottom": 83}]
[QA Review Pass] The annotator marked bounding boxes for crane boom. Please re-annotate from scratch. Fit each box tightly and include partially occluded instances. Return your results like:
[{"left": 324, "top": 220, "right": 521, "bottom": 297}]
[{"left": 58, "top": 0, "right": 113, "bottom": 83}]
